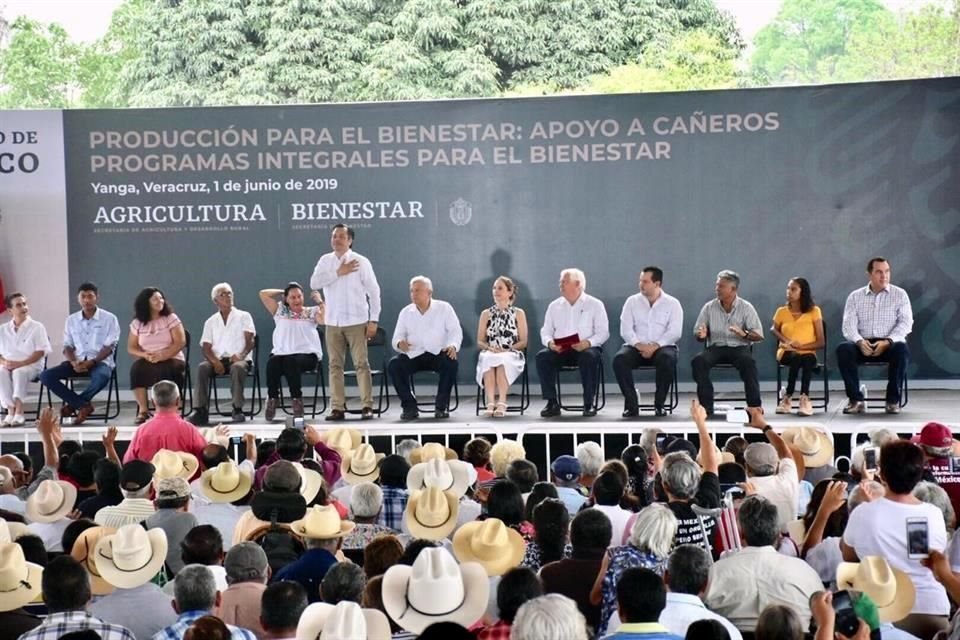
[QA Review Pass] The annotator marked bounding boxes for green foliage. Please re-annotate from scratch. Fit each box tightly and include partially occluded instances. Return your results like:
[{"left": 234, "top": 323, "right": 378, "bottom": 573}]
[{"left": 0, "top": 16, "right": 81, "bottom": 108}]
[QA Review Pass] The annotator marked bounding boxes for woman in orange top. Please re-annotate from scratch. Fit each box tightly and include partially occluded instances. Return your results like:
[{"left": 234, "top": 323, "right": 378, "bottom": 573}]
[{"left": 771, "top": 277, "right": 824, "bottom": 416}]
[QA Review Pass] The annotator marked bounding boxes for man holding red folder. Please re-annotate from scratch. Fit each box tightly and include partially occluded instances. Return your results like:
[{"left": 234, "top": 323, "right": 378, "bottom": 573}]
[{"left": 537, "top": 268, "right": 609, "bottom": 417}]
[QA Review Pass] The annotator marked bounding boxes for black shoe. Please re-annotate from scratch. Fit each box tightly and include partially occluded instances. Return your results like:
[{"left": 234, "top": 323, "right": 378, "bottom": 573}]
[
  {"left": 400, "top": 410, "right": 419, "bottom": 422},
  {"left": 231, "top": 407, "right": 246, "bottom": 423},
  {"left": 187, "top": 409, "right": 209, "bottom": 427},
  {"left": 582, "top": 407, "right": 597, "bottom": 418},
  {"left": 540, "top": 401, "right": 561, "bottom": 418},
  {"left": 434, "top": 409, "right": 450, "bottom": 419},
  {"left": 622, "top": 407, "right": 639, "bottom": 418},
  {"left": 654, "top": 406, "right": 668, "bottom": 417},
  {"left": 706, "top": 412, "right": 724, "bottom": 421},
  {"left": 361, "top": 407, "right": 375, "bottom": 420}
]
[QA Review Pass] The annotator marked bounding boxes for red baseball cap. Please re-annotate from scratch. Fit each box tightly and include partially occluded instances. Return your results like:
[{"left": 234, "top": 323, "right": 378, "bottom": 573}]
[{"left": 919, "top": 422, "right": 953, "bottom": 449}]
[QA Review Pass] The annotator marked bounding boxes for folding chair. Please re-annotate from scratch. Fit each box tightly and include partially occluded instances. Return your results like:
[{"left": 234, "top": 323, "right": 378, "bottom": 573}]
[
  {"left": 475, "top": 350, "right": 530, "bottom": 416},
  {"left": 280, "top": 327, "right": 328, "bottom": 417},
  {"left": 344, "top": 327, "right": 390, "bottom": 417},
  {"left": 774, "top": 321, "right": 830, "bottom": 411},
  {"left": 861, "top": 361, "right": 908, "bottom": 409},
  {"left": 635, "top": 351, "right": 680, "bottom": 414},
  {"left": 708, "top": 343, "right": 754, "bottom": 409},
  {"left": 555, "top": 350, "right": 606, "bottom": 412},
  {"left": 210, "top": 335, "right": 263, "bottom": 418}
]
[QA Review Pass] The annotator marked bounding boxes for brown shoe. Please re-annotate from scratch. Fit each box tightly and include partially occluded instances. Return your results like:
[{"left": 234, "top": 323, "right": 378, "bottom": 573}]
[
  {"left": 361, "top": 407, "right": 374, "bottom": 421},
  {"left": 843, "top": 400, "right": 865, "bottom": 415},
  {"left": 292, "top": 397, "right": 304, "bottom": 418},
  {"left": 134, "top": 411, "right": 151, "bottom": 425},
  {"left": 74, "top": 403, "right": 95, "bottom": 425},
  {"left": 265, "top": 398, "right": 278, "bottom": 421},
  {"left": 60, "top": 404, "right": 76, "bottom": 419},
  {"left": 325, "top": 409, "right": 346, "bottom": 421}
]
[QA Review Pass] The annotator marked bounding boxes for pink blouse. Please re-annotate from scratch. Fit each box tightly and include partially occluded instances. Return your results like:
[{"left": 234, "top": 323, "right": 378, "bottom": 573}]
[{"left": 130, "top": 313, "right": 185, "bottom": 361}]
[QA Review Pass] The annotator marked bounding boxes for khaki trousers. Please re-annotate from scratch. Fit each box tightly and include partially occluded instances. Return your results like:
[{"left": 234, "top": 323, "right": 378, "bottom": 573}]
[{"left": 326, "top": 323, "right": 372, "bottom": 410}]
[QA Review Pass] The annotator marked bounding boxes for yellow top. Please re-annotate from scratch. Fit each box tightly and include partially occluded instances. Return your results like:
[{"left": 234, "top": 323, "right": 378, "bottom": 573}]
[{"left": 773, "top": 305, "right": 822, "bottom": 360}]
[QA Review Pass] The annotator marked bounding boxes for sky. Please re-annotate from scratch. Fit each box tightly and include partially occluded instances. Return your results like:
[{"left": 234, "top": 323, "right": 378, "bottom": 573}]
[{"left": 0, "top": 0, "right": 943, "bottom": 44}]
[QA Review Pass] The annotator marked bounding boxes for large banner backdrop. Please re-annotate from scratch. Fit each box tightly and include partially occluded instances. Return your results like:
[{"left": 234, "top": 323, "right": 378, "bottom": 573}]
[{"left": 55, "top": 77, "right": 960, "bottom": 383}]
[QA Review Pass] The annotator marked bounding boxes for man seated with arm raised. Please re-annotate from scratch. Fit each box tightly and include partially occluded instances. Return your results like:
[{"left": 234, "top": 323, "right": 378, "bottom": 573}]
[
  {"left": 388, "top": 275, "right": 463, "bottom": 421},
  {"left": 536, "top": 268, "right": 609, "bottom": 418}
]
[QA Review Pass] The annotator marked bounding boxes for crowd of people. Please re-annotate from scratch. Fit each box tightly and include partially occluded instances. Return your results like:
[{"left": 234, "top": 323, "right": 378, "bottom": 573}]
[
  {"left": 0, "top": 224, "right": 913, "bottom": 427},
  {"left": 0, "top": 389, "right": 957, "bottom": 640}
]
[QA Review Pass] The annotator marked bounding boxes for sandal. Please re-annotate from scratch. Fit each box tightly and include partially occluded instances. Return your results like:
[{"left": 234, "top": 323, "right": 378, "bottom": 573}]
[
  {"left": 134, "top": 411, "right": 151, "bottom": 425},
  {"left": 494, "top": 402, "right": 507, "bottom": 417},
  {"left": 483, "top": 403, "right": 495, "bottom": 417}
]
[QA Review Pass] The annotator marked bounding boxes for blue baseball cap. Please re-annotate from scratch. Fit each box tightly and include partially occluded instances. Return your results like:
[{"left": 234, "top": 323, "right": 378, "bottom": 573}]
[{"left": 551, "top": 455, "right": 581, "bottom": 482}]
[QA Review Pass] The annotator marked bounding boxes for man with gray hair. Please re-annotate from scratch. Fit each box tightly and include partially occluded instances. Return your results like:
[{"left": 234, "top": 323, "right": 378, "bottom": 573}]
[
  {"left": 388, "top": 275, "right": 463, "bottom": 421},
  {"left": 320, "top": 562, "right": 366, "bottom": 604},
  {"left": 691, "top": 270, "right": 763, "bottom": 417},
  {"left": 660, "top": 545, "right": 741, "bottom": 639},
  {"left": 95, "top": 460, "right": 157, "bottom": 528},
  {"left": 537, "top": 268, "right": 609, "bottom": 418},
  {"left": 155, "top": 564, "right": 256, "bottom": 640},
  {"left": 512, "top": 593, "right": 589, "bottom": 640},
  {"left": 188, "top": 282, "right": 256, "bottom": 426},
  {"left": 124, "top": 380, "right": 208, "bottom": 466},
  {"left": 576, "top": 441, "right": 604, "bottom": 491},
  {"left": 704, "top": 496, "right": 822, "bottom": 633},
  {"left": 218, "top": 543, "right": 270, "bottom": 638},
  {"left": 742, "top": 408, "right": 798, "bottom": 528}
]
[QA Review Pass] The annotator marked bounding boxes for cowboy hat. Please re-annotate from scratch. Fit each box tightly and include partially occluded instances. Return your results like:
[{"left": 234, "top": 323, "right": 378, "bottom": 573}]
[
  {"left": 70, "top": 526, "right": 117, "bottom": 596},
  {"left": 295, "top": 601, "right": 391, "bottom": 640},
  {"left": 151, "top": 449, "right": 200, "bottom": 480},
  {"left": 0, "top": 518, "right": 29, "bottom": 542},
  {"left": 289, "top": 505, "right": 355, "bottom": 539},
  {"left": 782, "top": 427, "right": 834, "bottom": 468},
  {"left": 786, "top": 519, "right": 806, "bottom": 544},
  {"left": 0, "top": 543, "right": 42, "bottom": 612},
  {"left": 94, "top": 524, "right": 168, "bottom": 589},
  {"left": 199, "top": 461, "right": 253, "bottom": 503},
  {"left": 202, "top": 427, "right": 230, "bottom": 448},
  {"left": 319, "top": 428, "right": 363, "bottom": 454},
  {"left": 382, "top": 547, "right": 488, "bottom": 635},
  {"left": 25, "top": 479, "right": 77, "bottom": 523},
  {"left": 409, "top": 442, "right": 458, "bottom": 465},
  {"left": 292, "top": 462, "right": 324, "bottom": 504},
  {"left": 341, "top": 444, "right": 385, "bottom": 485},
  {"left": 452, "top": 518, "right": 525, "bottom": 577},
  {"left": 407, "top": 458, "right": 472, "bottom": 498},
  {"left": 404, "top": 487, "right": 459, "bottom": 541},
  {"left": 836, "top": 556, "right": 915, "bottom": 622},
  {"left": 696, "top": 445, "right": 736, "bottom": 467}
]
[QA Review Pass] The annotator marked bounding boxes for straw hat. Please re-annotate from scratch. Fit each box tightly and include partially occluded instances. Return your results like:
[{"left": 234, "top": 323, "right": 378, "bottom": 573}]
[
  {"left": 94, "top": 524, "right": 168, "bottom": 589},
  {"left": 404, "top": 487, "right": 459, "bottom": 541},
  {"left": 203, "top": 427, "right": 230, "bottom": 448},
  {"left": 341, "top": 444, "right": 385, "bottom": 485},
  {"left": 199, "top": 461, "right": 253, "bottom": 503},
  {"left": 836, "top": 556, "right": 915, "bottom": 622},
  {"left": 289, "top": 505, "right": 355, "bottom": 539},
  {"left": 70, "top": 526, "right": 117, "bottom": 595},
  {"left": 320, "top": 428, "right": 363, "bottom": 454},
  {"left": 409, "top": 443, "right": 457, "bottom": 465},
  {"left": 295, "top": 601, "right": 391, "bottom": 640},
  {"left": 25, "top": 479, "right": 77, "bottom": 523},
  {"left": 786, "top": 519, "right": 806, "bottom": 544},
  {"left": 291, "top": 462, "right": 323, "bottom": 504},
  {"left": 381, "top": 547, "right": 488, "bottom": 635},
  {"left": 452, "top": 518, "right": 525, "bottom": 577},
  {"left": 0, "top": 543, "right": 42, "bottom": 612},
  {"left": 782, "top": 427, "right": 834, "bottom": 468},
  {"left": 696, "top": 446, "right": 736, "bottom": 467},
  {"left": 407, "top": 458, "right": 472, "bottom": 498},
  {"left": 0, "top": 518, "right": 29, "bottom": 542},
  {"left": 151, "top": 449, "right": 200, "bottom": 480}
]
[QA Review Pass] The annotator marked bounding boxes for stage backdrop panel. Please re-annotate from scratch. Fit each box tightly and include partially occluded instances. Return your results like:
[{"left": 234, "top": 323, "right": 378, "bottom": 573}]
[
  {"left": 62, "top": 78, "right": 960, "bottom": 385},
  {"left": 0, "top": 111, "right": 70, "bottom": 357}
]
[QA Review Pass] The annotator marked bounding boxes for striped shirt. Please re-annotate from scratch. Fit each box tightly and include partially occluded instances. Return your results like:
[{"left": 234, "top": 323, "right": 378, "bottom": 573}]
[
  {"left": 153, "top": 610, "right": 256, "bottom": 640},
  {"left": 18, "top": 610, "right": 135, "bottom": 640},
  {"left": 841, "top": 284, "right": 913, "bottom": 344},
  {"left": 693, "top": 297, "right": 763, "bottom": 348},
  {"left": 94, "top": 498, "right": 156, "bottom": 528}
]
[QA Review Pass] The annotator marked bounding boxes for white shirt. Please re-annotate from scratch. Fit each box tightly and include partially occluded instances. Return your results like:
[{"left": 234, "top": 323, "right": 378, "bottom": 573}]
[
  {"left": 0, "top": 317, "right": 51, "bottom": 361},
  {"left": 805, "top": 536, "right": 842, "bottom": 587},
  {"left": 310, "top": 250, "right": 382, "bottom": 326},
  {"left": 590, "top": 504, "right": 634, "bottom": 548},
  {"left": 200, "top": 308, "right": 256, "bottom": 360},
  {"left": 271, "top": 306, "right": 323, "bottom": 357},
  {"left": 619, "top": 291, "right": 683, "bottom": 347},
  {"left": 843, "top": 497, "right": 948, "bottom": 615},
  {"left": 659, "top": 592, "right": 743, "bottom": 640},
  {"left": 749, "top": 456, "right": 799, "bottom": 530},
  {"left": 540, "top": 293, "right": 609, "bottom": 348},
  {"left": 392, "top": 300, "right": 462, "bottom": 359},
  {"left": 0, "top": 493, "right": 26, "bottom": 515},
  {"left": 842, "top": 283, "right": 913, "bottom": 343},
  {"left": 27, "top": 518, "right": 71, "bottom": 552},
  {"left": 704, "top": 546, "right": 824, "bottom": 631},
  {"left": 193, "top": 503, "right": 251, "bottom": 551},
  {"left": 63, "top": 308, "right": 121, "bottom": 368},
  {"left": 94, "top": 498, "right": 156, "bottom": 529}
]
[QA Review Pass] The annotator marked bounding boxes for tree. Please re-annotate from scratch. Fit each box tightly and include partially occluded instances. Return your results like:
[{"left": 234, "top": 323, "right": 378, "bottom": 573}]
[
  {"left": 750, "top": 0, "right": 890, "bottom": 85},
  {"left": 0, "top": 16, "right": 82, "bottom": 108}
]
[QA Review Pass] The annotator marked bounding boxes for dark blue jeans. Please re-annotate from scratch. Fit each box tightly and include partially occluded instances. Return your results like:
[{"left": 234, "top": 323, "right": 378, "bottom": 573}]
[
  {"left": 388, "top": 352, "right": 459, "bottom": 411},
  {"left": 836, "top": 340, "right": 909, "bottom": 403},
  {"left": 39, "top": 360, "right": 113, "bottom": 410}
]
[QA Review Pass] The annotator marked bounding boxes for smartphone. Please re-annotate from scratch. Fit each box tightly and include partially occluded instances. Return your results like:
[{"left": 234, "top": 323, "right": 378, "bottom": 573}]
[
  {"left": 725, "top": 409, "right": 749, "bottom": 424},
  {"left": 831, "top": 590, "right": 859, "bottom": 637},
  {"left": 951, "top": 457, "right": 960, "bottom": 474},
  {"left": 655, "top": 433, "right": 667, "bottom": 453},
  {"left": 229, "top": 435, "right": 242, "bottom": 446},
  {"left": 285, "top": 416, "right": 305, "bottom": 430},
  {"left": 723, "top": 486, "right": 745, "bottom": 500},
  {"left": 863, "top": 447, "right": 878, "bottom": 472},
  {"left": 906, "top": 517, "right": 930, "bottom": 559}
]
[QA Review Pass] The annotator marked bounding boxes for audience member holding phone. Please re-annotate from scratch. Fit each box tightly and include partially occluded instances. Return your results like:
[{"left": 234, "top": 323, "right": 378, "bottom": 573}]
[{"left": 915, "top": 422, "right": 960, "bottom": 526}]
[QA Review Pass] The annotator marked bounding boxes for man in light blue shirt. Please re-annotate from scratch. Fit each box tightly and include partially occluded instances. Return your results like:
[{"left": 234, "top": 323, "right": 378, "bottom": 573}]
[
  {"left": 551, "top": 455, "right": 587, "bottom": 516},
  {"left": 153, "top": 565, "right": 256, "bottom": 640},
  {"left": 39, "top": 282, "right": 120, "bottom": 425}
]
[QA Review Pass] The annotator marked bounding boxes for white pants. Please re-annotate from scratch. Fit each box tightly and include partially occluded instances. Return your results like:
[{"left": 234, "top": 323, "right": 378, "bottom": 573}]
[{"left": 0, "top": 364, "right": 42, "bottom": 410}]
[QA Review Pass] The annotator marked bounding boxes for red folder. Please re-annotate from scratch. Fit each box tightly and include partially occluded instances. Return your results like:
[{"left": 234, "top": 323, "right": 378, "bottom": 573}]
[{"left": 554, "top": 333, "right": 580, "bottom": 352}]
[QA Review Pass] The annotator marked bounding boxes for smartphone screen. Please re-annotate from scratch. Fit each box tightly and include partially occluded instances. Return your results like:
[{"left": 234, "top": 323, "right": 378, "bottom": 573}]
[
  {"left": 725, "top": 409, "right": 749, "bottom": 424},
  {"left": 229, "top": 435, "right": 242, "bottom": 446},
  {"left": 863, "top": 447, "right": 878, "bottom": 471},
  {"left": 655, "top": 434, "right": 667, "bottom": 452},
  {"left": 951, "top": 457, "right": 960, "bottom": 474},
  {"left": 907, "top": 518, "right": 930, "bottom": 558}
]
